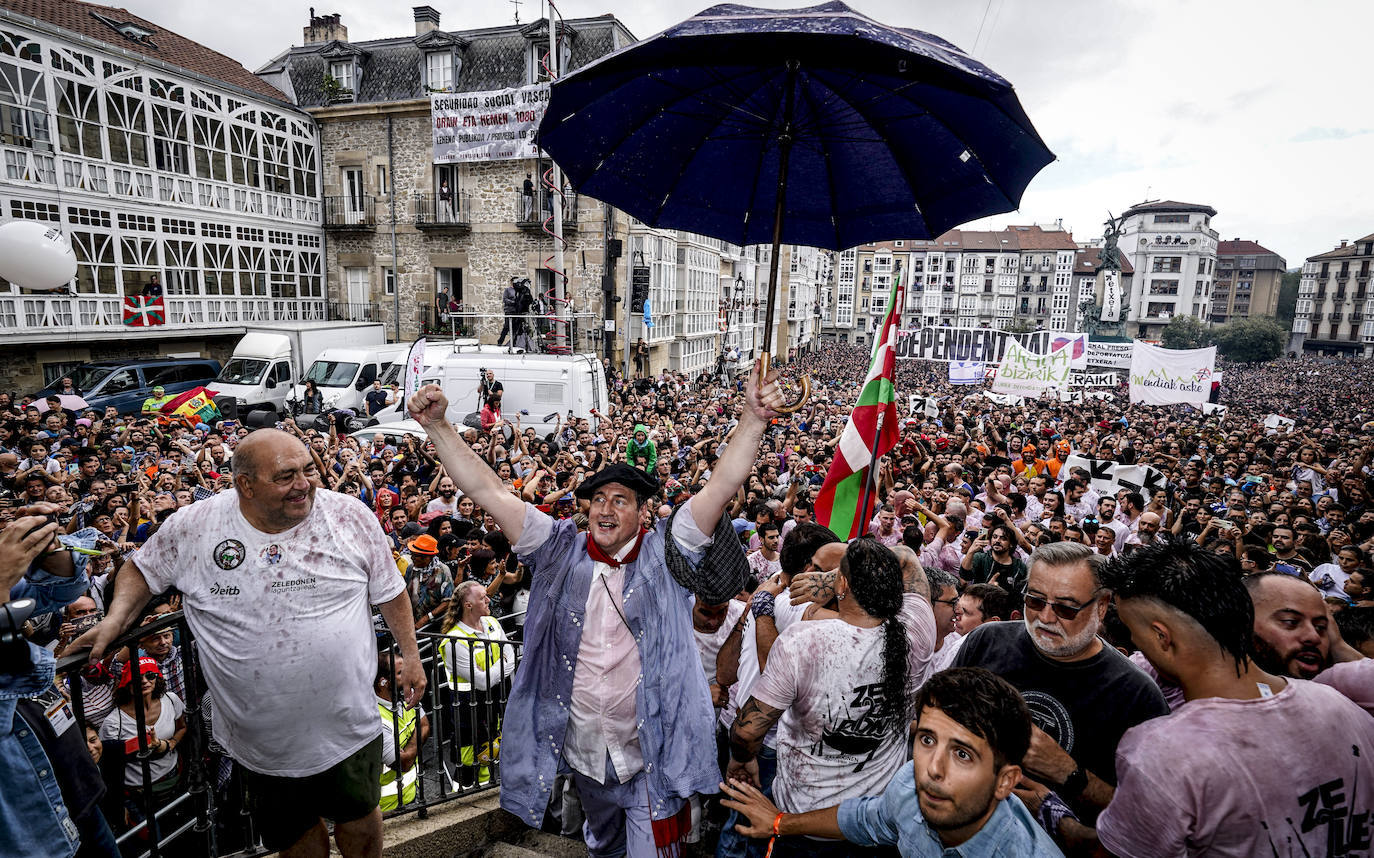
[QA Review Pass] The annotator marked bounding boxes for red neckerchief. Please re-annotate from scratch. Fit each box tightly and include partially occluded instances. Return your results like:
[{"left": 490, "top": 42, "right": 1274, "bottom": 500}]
[{"left": 586, "top": 529, "right": 647, "bottom": 568}]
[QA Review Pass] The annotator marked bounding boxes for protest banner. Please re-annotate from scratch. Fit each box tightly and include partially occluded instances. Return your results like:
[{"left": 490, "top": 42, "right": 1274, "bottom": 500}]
[
  {"left": 949, "top": 361, "right": 985, "bottom": 385},
  {"left": 896, "top": 327, "right": 1087, "bottom": 368},
  {"left": 432, "top": 84, "right": 549, "bottom": 163},
  {"left": 1055, "top": 454, "right": 1166, "bottom": 500},
  {"left": 1070, "top": 371, "right": 1119, "bottom": 388},
  {"left": 908, "top": 395, "right": 939, "bottom": 419},
  {"left": 1263, "top": 414, "right": 1296, "bottom": 434},
  {"left": 991, "top": 339, "right": 1072, "bottom": 397},
  {"left": 1086, "top": 341, "right": 1133, "bottom": 369},
  {"left": 1101, "top": 269, "right": 1121, "bottom": 322},
  {"left": 1128, "top": 343, "right": 1216, "bottom": 405}
]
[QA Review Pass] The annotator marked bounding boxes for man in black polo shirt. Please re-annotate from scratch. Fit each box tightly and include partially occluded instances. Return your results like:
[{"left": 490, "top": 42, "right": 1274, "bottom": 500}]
[{"left": 953, "top": 540, "right": 1168, "bottom": 822}]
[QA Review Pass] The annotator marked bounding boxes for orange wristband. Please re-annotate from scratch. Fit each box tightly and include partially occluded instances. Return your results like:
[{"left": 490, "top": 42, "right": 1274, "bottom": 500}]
[{"left": 764, "top": 812, "right": 784, "bottom": 858}]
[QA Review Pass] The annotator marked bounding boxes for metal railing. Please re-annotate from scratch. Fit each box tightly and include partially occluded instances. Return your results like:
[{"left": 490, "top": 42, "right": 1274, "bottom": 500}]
[
  {"left": 56, "top": 609, "right": 527, "bottom": 858},
  {"left": 0, "top": 295, "right": 329, "bottom": 337},
  {"left": 415, "top": 191, "right": 473, "bottom": 229},
  {"left": 328, "top": 301, "right": 382, "bottom": 322},
  {"left": 515, "top": 188, "right": 579, "bottom": 228},
  {"left": 323, "top": 195, "right": 377, "bottom": 229}
]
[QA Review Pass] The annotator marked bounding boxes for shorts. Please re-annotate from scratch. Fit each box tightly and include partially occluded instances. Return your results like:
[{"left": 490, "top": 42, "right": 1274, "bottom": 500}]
[{"left": 242, "top": 736, "right": 382, "bottom": 851}]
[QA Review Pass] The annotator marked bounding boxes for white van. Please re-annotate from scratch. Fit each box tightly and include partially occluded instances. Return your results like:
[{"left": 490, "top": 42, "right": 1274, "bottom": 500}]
[
  {"left": 370, "top": 342, "right": 608, "bottom": 430},
  {"left": 213, "top": 322, "right": 386, "bottom": 415},
  {"left": 294, "top": 343, "right": 411, "bottom": 415}
]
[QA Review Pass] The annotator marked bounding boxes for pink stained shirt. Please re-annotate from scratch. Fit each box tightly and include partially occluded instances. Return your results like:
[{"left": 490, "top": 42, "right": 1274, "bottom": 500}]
[{"left": 1097, "top": 679, "right": 1374, "bottom": 857}]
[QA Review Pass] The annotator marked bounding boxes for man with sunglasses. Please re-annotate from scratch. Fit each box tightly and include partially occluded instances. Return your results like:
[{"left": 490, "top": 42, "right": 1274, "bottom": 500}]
[{"left": 953, "top": 541, "right": 1168, "bottom": 825}]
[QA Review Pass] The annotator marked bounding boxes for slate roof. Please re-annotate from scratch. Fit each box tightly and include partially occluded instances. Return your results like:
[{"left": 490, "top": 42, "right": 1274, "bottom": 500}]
[
  {"left": 265, "top": 15, "right": 628, "bottom": 108},
  {"left": 1121, "top": 199, "right": 1218, "bottom": 218},
  {"left": 0, "top": 0, "right": 289, "bottom": 101}
]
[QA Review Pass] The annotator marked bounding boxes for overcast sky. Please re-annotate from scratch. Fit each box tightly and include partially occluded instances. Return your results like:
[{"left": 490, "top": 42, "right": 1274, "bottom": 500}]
[{"left": 126, "top": 0, "right": 1371, "bottom": 266}]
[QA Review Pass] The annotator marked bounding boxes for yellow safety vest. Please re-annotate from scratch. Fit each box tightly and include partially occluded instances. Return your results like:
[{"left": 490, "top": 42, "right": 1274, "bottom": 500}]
[
  {"left": 438, "top": 616, "right": 505, "bottom": 691},
  {"left": 378, "top": 701, "right": 418, "bottom": 811}
]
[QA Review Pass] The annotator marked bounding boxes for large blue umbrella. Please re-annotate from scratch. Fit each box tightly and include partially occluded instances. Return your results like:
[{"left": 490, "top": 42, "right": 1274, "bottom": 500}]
[{"left": 539, "top": 1, "right": 1054, "bottom": 404}]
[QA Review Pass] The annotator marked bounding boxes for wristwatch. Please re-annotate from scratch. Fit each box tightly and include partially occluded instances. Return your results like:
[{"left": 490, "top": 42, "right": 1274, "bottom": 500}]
[{"left": 1060, "top": 767, "right": 1088, "bottom": 798}]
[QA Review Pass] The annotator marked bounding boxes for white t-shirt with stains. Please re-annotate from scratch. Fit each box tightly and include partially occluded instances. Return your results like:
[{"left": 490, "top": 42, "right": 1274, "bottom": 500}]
[
  {"left": 136, "top": 488, "right": 405, "bottom": 777},
  {"left": 751, "top": 593, "right": 936, "bottom": 816}
]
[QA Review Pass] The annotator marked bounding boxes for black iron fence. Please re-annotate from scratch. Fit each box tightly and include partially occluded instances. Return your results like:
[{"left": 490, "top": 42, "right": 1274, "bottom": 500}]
[
  {"left": 515, "top": 188, "right": 579, "bottom": 228},
  {"left": 56, "top": 609, "right": 526, "bottom": 857},
  {"left": 414, "top": 191, "right": 472, "bottom": 228},
  {"left": 328, "top": 301, "right": 381, "bottom": 322},
  {"left": 323, "top": 195, "right": 376, "bottom": 229}
]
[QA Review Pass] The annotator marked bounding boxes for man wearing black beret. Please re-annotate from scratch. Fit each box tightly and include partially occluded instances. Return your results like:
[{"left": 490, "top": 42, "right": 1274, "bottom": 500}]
[{"left": 409, "top": 361, "right": 786, "bottom": 857}]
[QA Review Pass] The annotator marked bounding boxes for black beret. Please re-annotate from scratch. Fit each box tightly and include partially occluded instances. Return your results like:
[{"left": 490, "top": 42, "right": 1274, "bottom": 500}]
[{"left": 575, "top": 462, "right": 661, "bottom": 501}]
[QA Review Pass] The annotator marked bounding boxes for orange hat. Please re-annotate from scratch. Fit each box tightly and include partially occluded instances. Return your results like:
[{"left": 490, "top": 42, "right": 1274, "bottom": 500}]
[
  {"left": 1057, "top": 440, "right": 1072, "bottom": 454},
  {"left": 1022, "top": 444, "right": 1038, "bottom": 455},
  {"left": 410, "top": 534, "right": 438, "bottom": 555}
]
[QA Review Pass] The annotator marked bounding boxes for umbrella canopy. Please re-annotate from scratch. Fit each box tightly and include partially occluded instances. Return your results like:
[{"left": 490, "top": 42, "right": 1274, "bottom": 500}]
[
  {"left": 34, "top": 394, "right": 88, "bottom": 413},
  {"left": 538, "top": 1, "right": 1055, "bottom": 250}
]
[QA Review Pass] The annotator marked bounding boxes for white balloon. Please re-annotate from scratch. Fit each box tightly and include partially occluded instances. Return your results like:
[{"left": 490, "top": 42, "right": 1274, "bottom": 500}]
[{"left": 0, "top": 220, "right": 78, "bottom": 290}]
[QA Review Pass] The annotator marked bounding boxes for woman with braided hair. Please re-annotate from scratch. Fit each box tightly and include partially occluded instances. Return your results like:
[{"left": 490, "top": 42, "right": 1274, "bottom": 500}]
[{"left": 726, "top": 537, "right": 937, "bottom": 857}]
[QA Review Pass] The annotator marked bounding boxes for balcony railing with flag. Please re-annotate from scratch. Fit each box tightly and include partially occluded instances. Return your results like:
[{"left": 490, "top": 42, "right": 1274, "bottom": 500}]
[
  {"left": 415, "top": 191, "right": 472, "bottom": 230},
  {"left": 0, "top": 294, "right": 329, "bottom": 339},
  {"left": 55, "top": 608, "right": 528, "bottom": 858}
]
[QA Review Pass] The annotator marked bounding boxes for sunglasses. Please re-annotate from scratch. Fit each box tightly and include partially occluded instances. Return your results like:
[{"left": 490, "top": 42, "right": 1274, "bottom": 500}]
[{"left": 1023, "top": 590, "right": 1101, "bottom": 621}]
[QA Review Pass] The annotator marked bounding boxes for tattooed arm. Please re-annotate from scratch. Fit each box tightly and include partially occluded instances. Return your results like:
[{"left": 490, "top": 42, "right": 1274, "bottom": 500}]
[
  {"left": 892, "top": 545, "right": 931, "bottom": 601},
  {"left": 728, "top": 697, "right": 784, "bottom": 787}
]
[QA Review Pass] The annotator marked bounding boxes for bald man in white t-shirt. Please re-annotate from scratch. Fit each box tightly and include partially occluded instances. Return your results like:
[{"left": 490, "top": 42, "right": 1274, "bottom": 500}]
[{"left": 79, "top": 429, "right": 423, "bottom": 858}]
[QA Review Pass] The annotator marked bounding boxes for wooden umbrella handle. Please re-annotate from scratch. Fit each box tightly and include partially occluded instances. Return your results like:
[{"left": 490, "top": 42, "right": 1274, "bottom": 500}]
[{"left": 759, "top": 353, "right": 810, "bottom": 414}]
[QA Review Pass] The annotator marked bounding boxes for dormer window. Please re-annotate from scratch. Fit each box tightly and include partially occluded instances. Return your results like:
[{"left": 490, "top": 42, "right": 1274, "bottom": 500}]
[
  {"left": 522, "top": 20, "right": 575, "bottom": 85},
  {"left": 329, "top": 60, "right": 354, "bottom": 91},
  {"left": 425, "top": 52, "right": 454, "bottom": 92}
]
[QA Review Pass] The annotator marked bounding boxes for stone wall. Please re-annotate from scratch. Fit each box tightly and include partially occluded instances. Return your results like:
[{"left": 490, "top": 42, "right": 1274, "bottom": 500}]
[{"left": 319, "top": 111, "right": 618, "bottom": 346}]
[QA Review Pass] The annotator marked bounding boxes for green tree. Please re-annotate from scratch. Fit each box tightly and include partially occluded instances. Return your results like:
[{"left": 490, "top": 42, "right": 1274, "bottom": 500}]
[
  {"left": 1276, "top": 271, "right": 1300, "bottom": 323},
  {"left": 1212, "top": 316, "right": 1287, "bottom": 362},
  {"left": 1159, "top": 315, "right": 1211, "bottom": 350}
]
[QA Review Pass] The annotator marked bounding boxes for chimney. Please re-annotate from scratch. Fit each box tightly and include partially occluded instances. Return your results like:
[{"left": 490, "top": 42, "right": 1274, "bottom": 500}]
[
  {"left": 303, "top": 10, "right": 347, "bottom": 45},
  {"left": 414, "top": 6, "right": 440, "bottom": 36},
  {"left": 1340, "top": 240, "right": 1349, "bottom": 248}
]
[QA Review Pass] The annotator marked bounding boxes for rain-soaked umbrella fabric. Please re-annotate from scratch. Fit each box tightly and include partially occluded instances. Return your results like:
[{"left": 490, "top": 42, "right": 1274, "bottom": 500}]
[{"left": 538, "top": 1, "right": 1055, "bottom": 250}]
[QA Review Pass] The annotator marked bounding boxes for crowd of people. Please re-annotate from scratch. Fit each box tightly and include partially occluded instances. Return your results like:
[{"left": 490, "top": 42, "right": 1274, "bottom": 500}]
[{"left": 2, "top": 342, "right": 1373, "bottom": 858}]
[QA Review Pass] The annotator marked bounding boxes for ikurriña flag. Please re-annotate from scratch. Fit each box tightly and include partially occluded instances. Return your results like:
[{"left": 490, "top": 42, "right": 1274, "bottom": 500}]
[{"left": 816, "top": 275, "right": 903, "bottom": 541}]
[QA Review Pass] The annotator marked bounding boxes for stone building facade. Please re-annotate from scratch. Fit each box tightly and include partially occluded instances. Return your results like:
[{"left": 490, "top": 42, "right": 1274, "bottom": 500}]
[{"left": 259, "top": 9, "right": 632, "bottom": 352}]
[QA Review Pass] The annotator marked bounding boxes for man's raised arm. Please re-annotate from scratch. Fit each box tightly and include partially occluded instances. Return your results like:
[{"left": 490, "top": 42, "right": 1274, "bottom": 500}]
[
  {"left": 408, "top": 384, "right": 527, "bottom": 543},
  {"left": 690, "top": 361, "right": 783, "bottom": 533}
]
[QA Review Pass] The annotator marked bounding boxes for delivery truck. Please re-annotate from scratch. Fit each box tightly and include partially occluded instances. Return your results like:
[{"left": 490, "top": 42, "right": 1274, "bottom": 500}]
[{"left": 212, "top": 321, "right": 387, "bottom": 416}]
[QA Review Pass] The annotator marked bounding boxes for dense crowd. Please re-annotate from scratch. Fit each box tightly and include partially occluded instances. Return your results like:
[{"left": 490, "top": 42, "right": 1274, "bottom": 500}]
[{"left": 3, "top": 343, "right": 1373, "bottom": 858}]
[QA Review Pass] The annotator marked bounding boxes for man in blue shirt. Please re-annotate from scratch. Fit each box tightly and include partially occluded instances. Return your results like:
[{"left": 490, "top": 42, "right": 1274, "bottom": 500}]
[
  {"left": 1, "top": 510, "right": 93, "bottom": 858},
  {"left": 720, "top": 668, "right": 1064, "bottom": 857}
]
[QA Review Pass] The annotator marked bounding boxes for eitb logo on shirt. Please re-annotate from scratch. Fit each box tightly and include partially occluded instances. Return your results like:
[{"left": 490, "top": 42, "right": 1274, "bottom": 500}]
[{"left": 213, "top": 539, "right": 246, "bottom": 570}]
